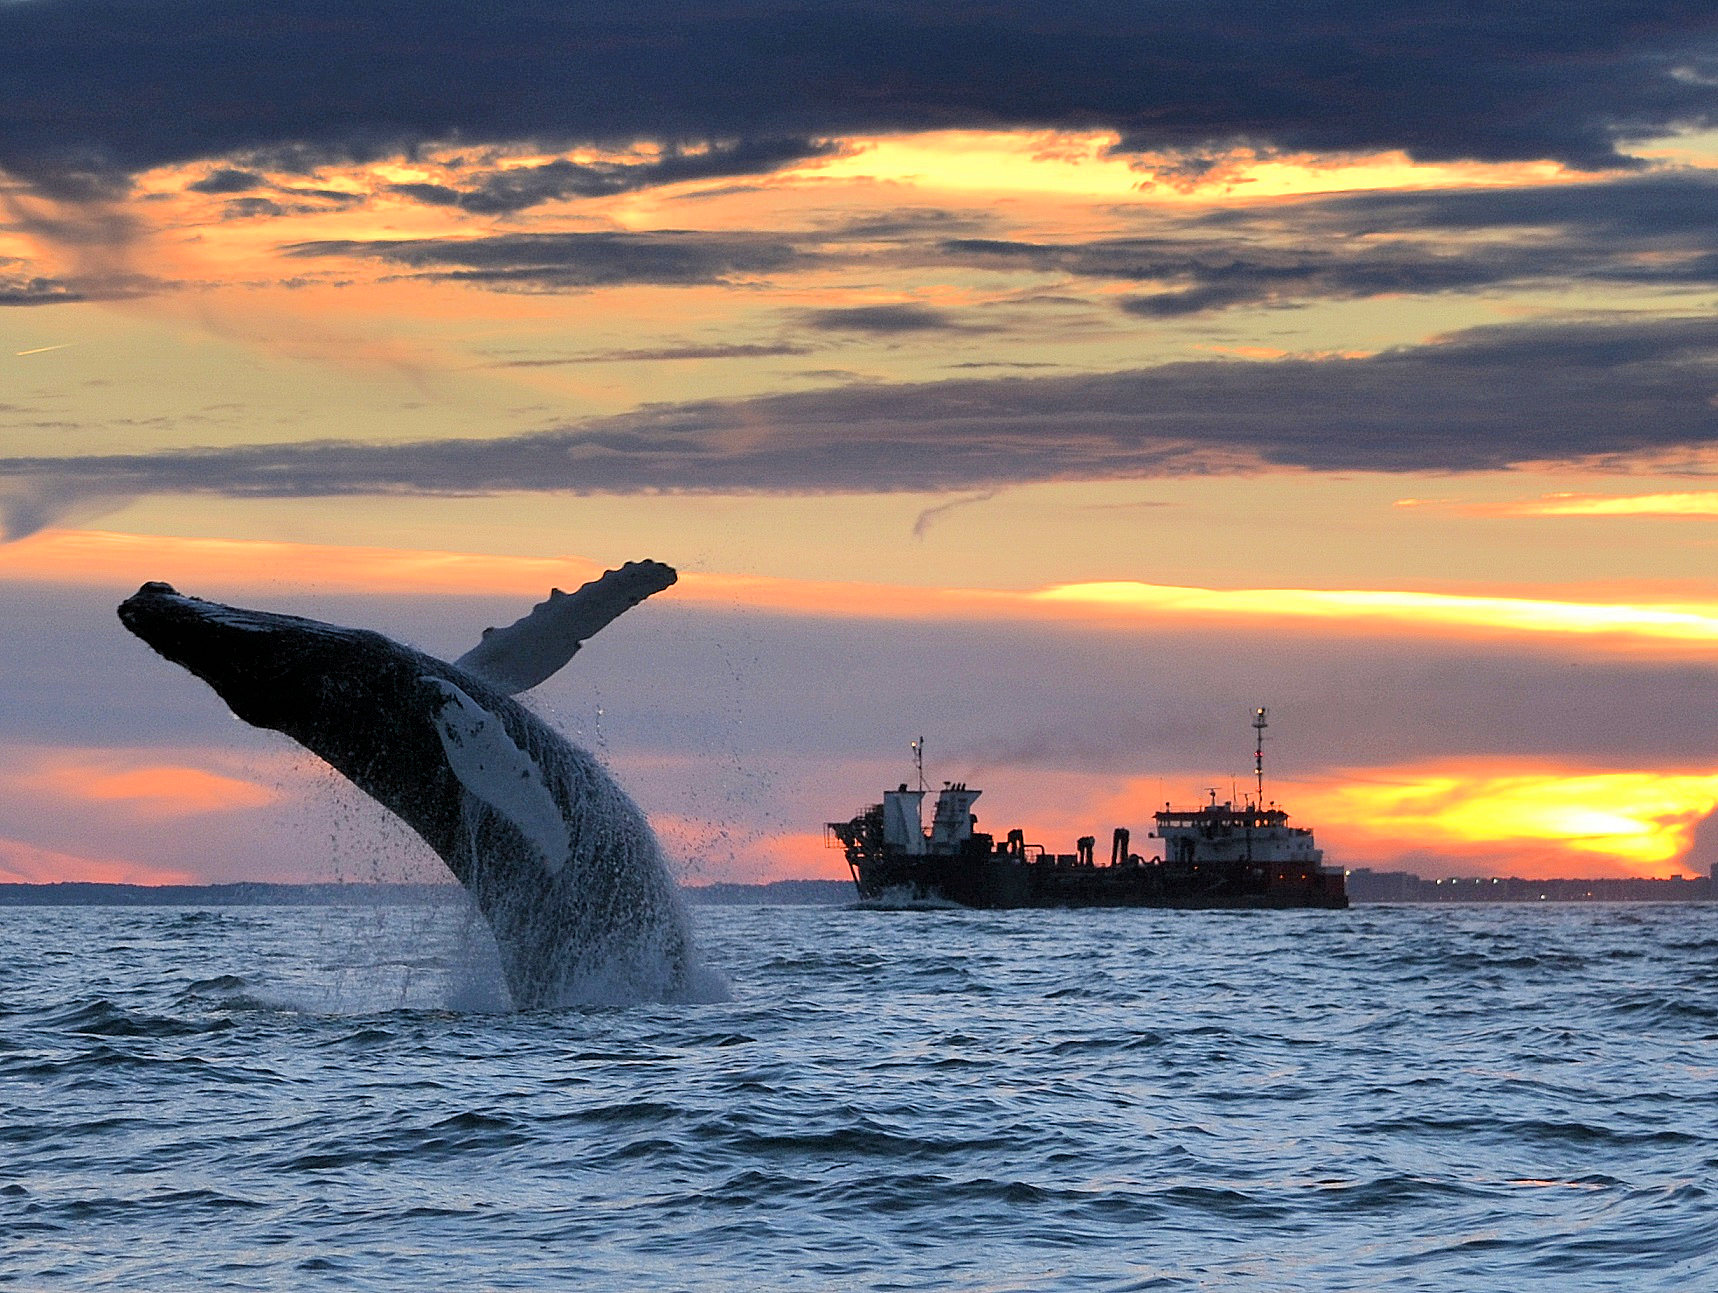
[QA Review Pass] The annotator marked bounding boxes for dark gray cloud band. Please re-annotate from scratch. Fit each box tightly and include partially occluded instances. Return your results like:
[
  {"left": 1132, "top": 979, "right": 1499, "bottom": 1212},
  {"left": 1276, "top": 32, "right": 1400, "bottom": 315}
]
[
  {"left": 489, "top": 342, "right": 814, "bottom": 367},
  {"left": 286, "top": 230, "right": 815, "bottom": 288},
  {"left": 800, "top": 304, "right": 964, "bottom": 333},
  {"left": 386, "top": 139, "right": 845, "bottom": 214},
  {"left": 3, "top": 317, "right": 1716, "bottom": 538},
  {"left": 939, "top": 174, "right": 1718, "bottom": 316},
  {"left": 0, "top": 275, "right": 85, "bottom": 306},
  {"left": 1, "top": 0, "right": 1715, "bottom": 192}
]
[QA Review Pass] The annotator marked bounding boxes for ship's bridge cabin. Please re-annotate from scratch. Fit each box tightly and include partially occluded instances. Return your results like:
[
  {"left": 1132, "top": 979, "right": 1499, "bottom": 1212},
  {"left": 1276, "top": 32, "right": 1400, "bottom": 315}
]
[
  {"left": 1151, "top": 798, "right": 1324, "bottom": 867},
  {"left": 881, "top": 783, "right": 982, "bottom": 856}
]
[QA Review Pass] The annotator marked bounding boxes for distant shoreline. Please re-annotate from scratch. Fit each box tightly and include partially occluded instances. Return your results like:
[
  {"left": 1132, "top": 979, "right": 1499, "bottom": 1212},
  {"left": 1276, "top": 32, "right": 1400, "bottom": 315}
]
[
  {"left": 0, "top": 875, "right": 1711, "bottom": 906},
  {"left": 1343, "top": 869, "right": 1713, "bottom": 904}
]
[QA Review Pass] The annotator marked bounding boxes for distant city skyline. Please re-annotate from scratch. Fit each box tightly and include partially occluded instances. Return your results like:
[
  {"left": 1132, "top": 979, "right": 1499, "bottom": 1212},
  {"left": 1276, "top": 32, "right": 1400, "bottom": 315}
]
[{"left": 6, "top": 4, "right": 1718, "bottom": 885}]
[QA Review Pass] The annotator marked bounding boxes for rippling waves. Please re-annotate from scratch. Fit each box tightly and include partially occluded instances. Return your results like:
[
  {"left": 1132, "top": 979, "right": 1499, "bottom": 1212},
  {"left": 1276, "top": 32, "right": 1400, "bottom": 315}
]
[{"left": 2, "top": 901, "right": 1714, "bottom": 1290}]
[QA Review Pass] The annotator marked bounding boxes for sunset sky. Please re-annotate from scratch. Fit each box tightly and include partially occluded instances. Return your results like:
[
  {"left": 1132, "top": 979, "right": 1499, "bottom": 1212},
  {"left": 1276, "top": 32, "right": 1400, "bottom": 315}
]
[{"left": 6, "top": 2, "right": 1718, "bottom": 885}]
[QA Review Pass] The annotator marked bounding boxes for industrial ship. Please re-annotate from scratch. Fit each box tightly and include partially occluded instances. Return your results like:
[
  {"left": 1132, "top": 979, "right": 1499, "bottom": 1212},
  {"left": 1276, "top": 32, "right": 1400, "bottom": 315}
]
[{"left": 828, "top": 709, "right": 1347, "bottom": 910}]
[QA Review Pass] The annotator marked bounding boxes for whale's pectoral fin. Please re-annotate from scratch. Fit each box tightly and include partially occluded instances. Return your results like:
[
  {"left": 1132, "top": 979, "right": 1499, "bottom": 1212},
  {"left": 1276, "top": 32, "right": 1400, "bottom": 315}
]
[
  {"left": 424, "top": 676, "right": 572, "bottom": 873},
  {"left": 455, "top": 559, "right": 678, "bottom": 694}
]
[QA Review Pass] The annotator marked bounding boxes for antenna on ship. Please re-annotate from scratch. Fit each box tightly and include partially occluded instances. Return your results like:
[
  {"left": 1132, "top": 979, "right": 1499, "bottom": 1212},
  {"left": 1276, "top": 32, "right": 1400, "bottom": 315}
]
[
  {"left": 1253, "top": 706, "right": 1268, "bottom": 806},
  {"left": 911, "top": 735, "right": 925, "bottom": 794}
]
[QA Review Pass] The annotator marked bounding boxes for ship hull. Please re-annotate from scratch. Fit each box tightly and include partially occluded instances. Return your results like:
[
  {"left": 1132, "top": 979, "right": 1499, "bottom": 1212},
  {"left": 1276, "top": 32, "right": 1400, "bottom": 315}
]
[{"left": 852, "top": 851, "right": 1348, "bottom": 910}]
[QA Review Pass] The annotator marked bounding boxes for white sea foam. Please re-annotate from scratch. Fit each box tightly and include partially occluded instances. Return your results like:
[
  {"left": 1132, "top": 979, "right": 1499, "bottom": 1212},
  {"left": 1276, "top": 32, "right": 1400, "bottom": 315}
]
[{"left": 858, "top": 884, "right": 968, "bottom": 911}]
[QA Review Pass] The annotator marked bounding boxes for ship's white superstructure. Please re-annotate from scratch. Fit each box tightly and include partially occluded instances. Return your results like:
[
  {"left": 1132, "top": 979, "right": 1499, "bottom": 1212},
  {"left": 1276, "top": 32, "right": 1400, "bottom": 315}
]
[{"left": 1151, "top": 796, "right": 1326, "bottom": 868}]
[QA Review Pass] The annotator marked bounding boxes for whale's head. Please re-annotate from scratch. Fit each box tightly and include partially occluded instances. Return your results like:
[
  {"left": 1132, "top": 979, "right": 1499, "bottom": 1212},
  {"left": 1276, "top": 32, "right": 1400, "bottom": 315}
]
[{"left": 118, "top": 581, "right": 414, "bottom": 733}]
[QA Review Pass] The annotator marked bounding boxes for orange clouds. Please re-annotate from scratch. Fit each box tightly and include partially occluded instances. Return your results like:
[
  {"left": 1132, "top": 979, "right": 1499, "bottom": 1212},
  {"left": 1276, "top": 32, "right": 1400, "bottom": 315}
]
[
  {"left": 0, "top": 528, "right": 607, "bottom": 597},
  {"left": 6, "top": 748, "right": 282, "bottom": 818},
  {"left": 0, "top": 836, "right": 197, "bottom": 885},
  {"left": 0, "top": 745, "right": 396, "bottom": 884},
  {"left": 18, "top": 760, "right": 279, "bottom": 817},
  {"left": 655, "top": 817, "right": 848, "bottom": 885}
]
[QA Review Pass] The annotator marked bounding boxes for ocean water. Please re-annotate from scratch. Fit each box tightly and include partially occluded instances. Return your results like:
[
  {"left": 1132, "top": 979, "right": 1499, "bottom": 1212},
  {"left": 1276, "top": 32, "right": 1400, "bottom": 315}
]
[{"left": 2, "top": 899, "right": 1714, "bottom": 1291}]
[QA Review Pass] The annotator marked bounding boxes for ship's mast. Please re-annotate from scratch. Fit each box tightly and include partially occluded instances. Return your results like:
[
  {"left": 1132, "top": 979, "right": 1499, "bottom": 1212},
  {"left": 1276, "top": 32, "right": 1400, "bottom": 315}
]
[
  {"left": 1253, "top": 707, "right": 1268, "bottom": 806},
  {"left": 911, "top": 735, "right": 925, "bottom": 793}
]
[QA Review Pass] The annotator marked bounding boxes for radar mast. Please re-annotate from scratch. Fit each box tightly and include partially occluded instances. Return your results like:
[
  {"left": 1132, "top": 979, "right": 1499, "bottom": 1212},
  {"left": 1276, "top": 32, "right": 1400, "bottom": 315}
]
[{"left": 1253, "top": 707, "right": 1268, "bottom": 806}]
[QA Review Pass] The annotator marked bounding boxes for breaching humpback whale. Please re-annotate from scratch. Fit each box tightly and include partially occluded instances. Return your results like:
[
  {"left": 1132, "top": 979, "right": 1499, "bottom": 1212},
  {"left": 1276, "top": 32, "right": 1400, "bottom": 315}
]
[{"left": 118, "top": 562, "right": 702, "bottom": 1009}]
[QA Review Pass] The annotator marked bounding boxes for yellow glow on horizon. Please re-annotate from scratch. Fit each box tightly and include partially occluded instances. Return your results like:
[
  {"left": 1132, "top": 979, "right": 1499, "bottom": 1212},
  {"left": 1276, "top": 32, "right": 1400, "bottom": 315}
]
[
  {"left": 1495, "top": 491, "right": 1718, "bottom": 518},
  {"left": 1297, "top": 765, "right": 1718, "bottom": 868},
  {"left": 1036, "top": 580, "right": 1718, "bottom": 643}
]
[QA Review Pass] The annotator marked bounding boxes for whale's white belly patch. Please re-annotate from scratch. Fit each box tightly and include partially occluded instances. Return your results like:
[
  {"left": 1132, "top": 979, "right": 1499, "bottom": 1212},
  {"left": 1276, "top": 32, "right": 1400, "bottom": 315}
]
[{"left": 424, "top": 677, "right": 571, "bottom": 874}]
